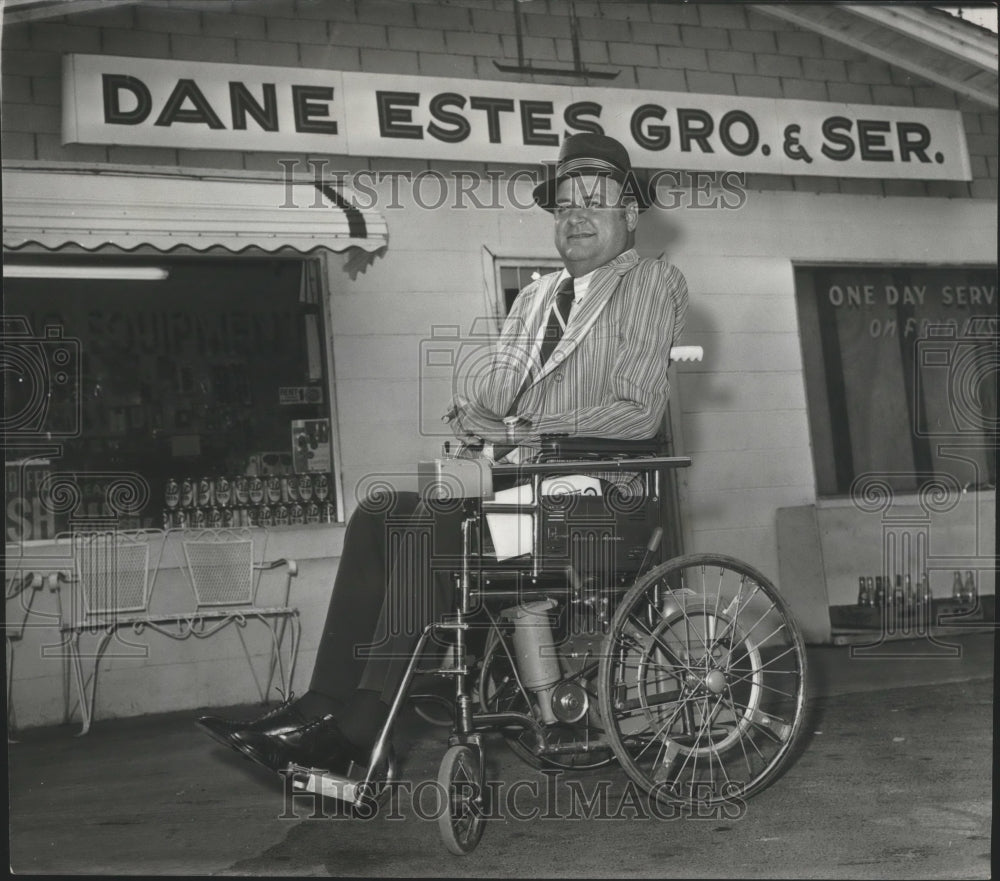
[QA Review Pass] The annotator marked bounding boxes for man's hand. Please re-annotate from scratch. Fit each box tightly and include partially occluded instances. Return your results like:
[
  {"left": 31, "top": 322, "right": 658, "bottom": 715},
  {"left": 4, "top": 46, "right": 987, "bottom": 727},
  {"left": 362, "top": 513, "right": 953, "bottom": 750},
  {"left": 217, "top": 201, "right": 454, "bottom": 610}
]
[
  {"left": 501, "top": 415, "right": 535, "bottom": 445},
  {"left": 445, "top": 397, "right": 532, "bottom": 444}
]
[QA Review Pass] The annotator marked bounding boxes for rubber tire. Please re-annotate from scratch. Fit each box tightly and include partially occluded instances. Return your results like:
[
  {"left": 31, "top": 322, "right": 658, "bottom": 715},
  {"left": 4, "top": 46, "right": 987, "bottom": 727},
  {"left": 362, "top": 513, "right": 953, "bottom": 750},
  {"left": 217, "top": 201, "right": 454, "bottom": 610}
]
[{"left": 437, "top": 745, "right": 486, "bottom": 855}]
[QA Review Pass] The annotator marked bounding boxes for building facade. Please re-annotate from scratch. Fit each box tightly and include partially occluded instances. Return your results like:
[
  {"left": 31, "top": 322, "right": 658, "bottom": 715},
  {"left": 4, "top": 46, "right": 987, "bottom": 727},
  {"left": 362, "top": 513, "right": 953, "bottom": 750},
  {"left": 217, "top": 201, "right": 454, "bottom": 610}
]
[{"left": 3, "top": 0, "right": 997, "bottom": 727}]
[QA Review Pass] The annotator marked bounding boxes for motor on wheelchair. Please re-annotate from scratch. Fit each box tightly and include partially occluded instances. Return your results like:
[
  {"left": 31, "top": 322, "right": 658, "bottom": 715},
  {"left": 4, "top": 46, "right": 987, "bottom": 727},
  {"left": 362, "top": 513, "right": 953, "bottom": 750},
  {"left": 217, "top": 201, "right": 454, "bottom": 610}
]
[{"left": 286, "top": 348, "right": 809, "bottom": 855}]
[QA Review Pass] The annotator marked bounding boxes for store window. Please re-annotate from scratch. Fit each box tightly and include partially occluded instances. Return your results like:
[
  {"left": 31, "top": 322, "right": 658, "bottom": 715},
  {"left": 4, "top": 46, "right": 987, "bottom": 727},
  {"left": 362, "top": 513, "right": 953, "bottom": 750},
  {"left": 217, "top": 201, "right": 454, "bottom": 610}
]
[
  {"left": 5, "top": 256, "right": 338, "bottom": 541},
  {"left": 795, "top": 264, "right": 998, "bottom": 498}
]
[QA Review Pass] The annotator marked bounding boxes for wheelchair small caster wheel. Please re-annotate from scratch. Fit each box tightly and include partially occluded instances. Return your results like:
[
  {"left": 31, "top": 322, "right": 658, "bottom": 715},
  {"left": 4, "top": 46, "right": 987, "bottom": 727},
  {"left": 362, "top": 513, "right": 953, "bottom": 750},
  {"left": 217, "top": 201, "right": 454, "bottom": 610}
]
[{"left": 437, "top": 745, "right": 485, "bottom": 855}]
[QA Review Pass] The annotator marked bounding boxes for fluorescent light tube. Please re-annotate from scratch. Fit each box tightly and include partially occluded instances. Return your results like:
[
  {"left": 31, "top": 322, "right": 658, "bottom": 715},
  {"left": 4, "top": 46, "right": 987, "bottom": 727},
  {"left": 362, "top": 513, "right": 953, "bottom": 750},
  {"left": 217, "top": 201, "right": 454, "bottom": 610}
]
[{"left": 4, "top": 265, "right": 170, "bottom": 280}]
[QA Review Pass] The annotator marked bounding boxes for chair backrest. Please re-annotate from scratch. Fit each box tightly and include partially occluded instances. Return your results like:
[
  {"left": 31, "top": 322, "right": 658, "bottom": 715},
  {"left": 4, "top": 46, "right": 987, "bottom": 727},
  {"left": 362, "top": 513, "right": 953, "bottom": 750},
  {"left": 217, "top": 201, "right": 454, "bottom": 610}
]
[
  {"left": 73, "top": 530, "right": 152, "bottom": 616},
  {"left": 182, "top": 527, "right": 255, "bottom": 607}
]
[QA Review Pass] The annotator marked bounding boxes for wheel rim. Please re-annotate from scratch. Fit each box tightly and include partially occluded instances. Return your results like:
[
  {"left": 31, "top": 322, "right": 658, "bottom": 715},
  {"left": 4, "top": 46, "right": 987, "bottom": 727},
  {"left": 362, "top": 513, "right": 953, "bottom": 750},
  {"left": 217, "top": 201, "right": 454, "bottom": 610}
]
[
  {"left": 634, "top": 605, "right": 763, "bottom": 756},
  {"left": 449, "top": 751, "right": 479, "bottom": 845},
  {"left": 600, "top": 555, "right": 807, "bottom": 807},
  {"left": 438, "top": 746, "right": 485, "bottom": 854}
]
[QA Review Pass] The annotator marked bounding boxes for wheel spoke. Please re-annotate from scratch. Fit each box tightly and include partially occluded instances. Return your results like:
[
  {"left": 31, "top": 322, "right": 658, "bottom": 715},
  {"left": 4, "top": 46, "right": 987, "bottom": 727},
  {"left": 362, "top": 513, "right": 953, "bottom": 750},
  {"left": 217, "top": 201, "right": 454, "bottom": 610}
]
[
  {"left": 724, "top": 607, "right": 788, "bottom": 657},
  {"left": 727, "top": 641, "right": 800, "bottom": 676},
  {"left": 724, "top": 672, "right": 799, "bottom": 702},
  {"left": 723, "top": 697, "right": 795, "bottom": 744},
  {"left": 621, "top": 613, "right": 699, "bottom": 676},
  {"left": 630, "top": 698, "right": 690, "bottom": 760},
  {"left": 716, "top": 581, "right": 760, "bottom": 642}
]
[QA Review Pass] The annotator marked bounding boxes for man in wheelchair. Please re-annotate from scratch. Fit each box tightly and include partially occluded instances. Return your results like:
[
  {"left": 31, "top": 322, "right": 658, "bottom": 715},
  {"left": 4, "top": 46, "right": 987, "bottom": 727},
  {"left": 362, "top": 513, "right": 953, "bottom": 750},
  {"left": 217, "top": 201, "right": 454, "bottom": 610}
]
[{"left": 198, "top": 133, "right": 690, "bottom": 779}]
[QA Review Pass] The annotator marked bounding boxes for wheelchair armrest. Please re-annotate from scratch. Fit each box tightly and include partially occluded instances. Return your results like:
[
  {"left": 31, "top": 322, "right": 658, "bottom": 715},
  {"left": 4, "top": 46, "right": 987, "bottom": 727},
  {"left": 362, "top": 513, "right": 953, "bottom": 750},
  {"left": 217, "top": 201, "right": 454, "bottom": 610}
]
[{"left": 537, "top": 435, "right": 668, "bottom": 460}]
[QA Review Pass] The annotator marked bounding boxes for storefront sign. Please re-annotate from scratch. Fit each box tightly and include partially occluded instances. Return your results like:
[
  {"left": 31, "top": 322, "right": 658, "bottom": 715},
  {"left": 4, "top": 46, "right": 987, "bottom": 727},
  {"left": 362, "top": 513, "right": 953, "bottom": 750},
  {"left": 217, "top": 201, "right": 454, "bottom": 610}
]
[
  {"left": 820, "top": 273, "right": 996, "bottom": 338},
  {"left": 279, "top": 386, "right": 323, "bottom": 406},
  {"left": 62, "top": 54, "right": 971, "bottom": 180}
]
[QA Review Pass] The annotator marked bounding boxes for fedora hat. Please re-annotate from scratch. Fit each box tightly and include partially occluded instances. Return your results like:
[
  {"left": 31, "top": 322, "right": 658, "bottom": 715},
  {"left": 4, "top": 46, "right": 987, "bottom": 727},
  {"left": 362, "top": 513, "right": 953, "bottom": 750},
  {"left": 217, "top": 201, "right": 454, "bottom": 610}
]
[{"left": 532, "top": 133, "right": 653, "bottom": 212}]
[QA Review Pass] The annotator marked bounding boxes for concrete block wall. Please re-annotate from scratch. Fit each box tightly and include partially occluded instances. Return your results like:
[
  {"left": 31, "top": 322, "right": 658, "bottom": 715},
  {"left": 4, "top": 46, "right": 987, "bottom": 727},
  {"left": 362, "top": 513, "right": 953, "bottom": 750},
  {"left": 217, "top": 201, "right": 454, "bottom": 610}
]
[
  {"left": 1, "top": 1, "right": 996, "bottom": 195},
  {"left": 662, "top": 192, "right": 996, "bottom": 582}
]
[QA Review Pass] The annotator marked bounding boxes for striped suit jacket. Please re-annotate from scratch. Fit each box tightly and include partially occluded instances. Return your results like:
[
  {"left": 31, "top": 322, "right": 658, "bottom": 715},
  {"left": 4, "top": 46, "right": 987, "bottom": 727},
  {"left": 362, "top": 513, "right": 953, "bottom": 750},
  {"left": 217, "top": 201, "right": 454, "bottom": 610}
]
[{"left": 454, "top": 248, "right": 689, "bottom": 446}]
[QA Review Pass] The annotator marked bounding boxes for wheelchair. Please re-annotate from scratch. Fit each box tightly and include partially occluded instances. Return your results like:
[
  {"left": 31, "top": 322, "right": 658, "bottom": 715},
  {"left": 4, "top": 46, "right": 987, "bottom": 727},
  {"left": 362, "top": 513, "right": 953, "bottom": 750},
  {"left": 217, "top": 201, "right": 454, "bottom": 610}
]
[{"left": 286, "top": 357, "right": 809, "bottom": 855}]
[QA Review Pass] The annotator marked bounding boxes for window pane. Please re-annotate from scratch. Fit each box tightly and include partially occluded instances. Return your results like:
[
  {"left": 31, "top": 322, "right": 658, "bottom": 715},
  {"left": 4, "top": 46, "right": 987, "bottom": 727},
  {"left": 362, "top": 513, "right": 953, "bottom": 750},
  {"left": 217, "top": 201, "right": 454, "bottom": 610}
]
[
  {"left": 4, "top": 257, "right": 336, "bottom": 539},
  {"left": 796, "top": 265, "right": 998, "bottom": 497},
  {"left": 498, "top": 263, "right": 561, "bottom": 315}
]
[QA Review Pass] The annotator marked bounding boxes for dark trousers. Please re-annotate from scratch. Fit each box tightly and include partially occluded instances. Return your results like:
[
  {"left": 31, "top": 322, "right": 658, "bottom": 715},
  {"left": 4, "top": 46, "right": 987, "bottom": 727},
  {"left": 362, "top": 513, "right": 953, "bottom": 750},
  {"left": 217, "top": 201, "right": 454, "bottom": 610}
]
[{"left": 309, "top": 491, "right": 464, "bottom": 706}]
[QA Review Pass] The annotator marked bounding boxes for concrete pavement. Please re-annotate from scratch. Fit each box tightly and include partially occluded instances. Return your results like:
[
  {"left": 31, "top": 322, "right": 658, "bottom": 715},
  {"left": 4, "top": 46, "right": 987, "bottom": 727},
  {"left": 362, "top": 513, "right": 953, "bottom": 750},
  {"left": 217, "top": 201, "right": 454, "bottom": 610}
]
[{"left": 8, "top": 632, "right": 994, "bottom": 877}]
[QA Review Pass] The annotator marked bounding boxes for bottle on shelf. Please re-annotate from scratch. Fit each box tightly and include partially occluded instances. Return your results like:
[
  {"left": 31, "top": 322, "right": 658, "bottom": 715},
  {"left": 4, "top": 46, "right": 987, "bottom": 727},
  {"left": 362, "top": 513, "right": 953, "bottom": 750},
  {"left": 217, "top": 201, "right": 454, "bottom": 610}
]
[
  {"left": 918, "top": 575, "right": 933, "bottom": 625},
  {"left": 892, "top": 574, "right": 905, "bottom": 606},
  {"left": 248, "top": 476, "right": 265, "bottom": 506},
  {"left": 180, "top": 477, "right": 195, "bottom": 509},
  {"left": 919, "top": 575, "right": 933, "bottom": 606},
  {"left": 197, "top": 477, "right": 214, "bottom": 509},
  {"left": 314, "top": 473, "right": 330, "bottom": 502},
  {"left": 298, "top": 474, "right": 314, "bottom": 503},
  {"left": 952, "top": 570, "right": 965, "bottom": 606},
  {"left": 963, "top": 570, "right": 978, "bottom": 604},
  {"left": 215, "top": 476, "right": 232, "bottom": 508},
  {"left": 233, "top": 476, "right": 250, "bottom": 507}
]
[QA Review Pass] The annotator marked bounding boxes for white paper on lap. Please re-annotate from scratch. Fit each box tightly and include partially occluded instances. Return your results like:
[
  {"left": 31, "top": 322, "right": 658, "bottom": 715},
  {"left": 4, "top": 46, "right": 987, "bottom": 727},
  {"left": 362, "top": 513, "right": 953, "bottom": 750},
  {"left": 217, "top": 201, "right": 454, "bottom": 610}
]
[{"left": 484, "top": 475, "right": 602, "bottom": 561}]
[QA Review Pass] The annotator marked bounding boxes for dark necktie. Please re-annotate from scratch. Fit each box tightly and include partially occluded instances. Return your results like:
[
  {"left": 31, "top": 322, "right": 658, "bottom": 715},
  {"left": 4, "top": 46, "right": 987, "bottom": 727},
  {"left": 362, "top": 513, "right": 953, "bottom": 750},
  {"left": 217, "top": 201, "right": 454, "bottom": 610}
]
[{"left": 539, "top": 276, "right": 575, "bottom": 366}]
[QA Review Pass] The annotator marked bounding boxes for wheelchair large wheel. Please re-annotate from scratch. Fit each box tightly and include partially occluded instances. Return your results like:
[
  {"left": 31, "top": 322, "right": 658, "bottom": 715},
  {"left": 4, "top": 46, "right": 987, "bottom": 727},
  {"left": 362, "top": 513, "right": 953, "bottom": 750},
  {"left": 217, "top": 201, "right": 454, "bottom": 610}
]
[
  {"left": 479, "top": 625, "right": 615, "bottom": 770},
  {"left": 598, "top": 554, "right": 807, "bottom": 809},
  {"left": 437, "top": 745, "right": 486, "bottom": 855}
]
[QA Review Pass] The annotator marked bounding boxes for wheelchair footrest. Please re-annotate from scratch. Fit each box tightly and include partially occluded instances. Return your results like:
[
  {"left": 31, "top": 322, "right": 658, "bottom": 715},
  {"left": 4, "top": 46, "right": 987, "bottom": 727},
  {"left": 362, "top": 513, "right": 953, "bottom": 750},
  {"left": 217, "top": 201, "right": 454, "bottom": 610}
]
[{"left": 286, "top": 763, "right": 367, "bottom": 806}]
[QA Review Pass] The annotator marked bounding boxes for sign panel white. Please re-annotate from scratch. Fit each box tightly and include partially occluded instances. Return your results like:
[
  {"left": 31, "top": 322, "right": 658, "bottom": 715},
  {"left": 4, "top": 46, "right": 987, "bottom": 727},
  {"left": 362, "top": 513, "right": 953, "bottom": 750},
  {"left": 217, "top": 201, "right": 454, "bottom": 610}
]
[{"left": 63, "top": 54, "right": 972, "bottom": 180}]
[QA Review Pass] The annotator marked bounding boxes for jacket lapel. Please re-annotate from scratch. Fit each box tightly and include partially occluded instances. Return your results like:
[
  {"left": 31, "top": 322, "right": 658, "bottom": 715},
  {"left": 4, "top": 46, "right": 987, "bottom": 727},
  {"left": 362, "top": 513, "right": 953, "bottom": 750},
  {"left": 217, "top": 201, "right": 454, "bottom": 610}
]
[{"left": 529, "top": 249, "right": 639, "bottom": 385}]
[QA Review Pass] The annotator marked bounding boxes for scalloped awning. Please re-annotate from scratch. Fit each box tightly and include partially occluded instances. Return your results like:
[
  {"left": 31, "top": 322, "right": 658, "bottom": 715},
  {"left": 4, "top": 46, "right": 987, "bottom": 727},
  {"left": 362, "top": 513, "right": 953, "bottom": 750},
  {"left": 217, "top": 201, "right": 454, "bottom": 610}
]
[{"left": 1, "top": 167, "right": 388, "bottom": 278}]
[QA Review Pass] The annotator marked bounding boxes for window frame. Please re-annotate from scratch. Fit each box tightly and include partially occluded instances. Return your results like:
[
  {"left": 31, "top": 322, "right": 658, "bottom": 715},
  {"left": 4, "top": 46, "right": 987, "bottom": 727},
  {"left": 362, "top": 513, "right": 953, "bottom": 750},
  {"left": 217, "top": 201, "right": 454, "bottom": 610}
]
[{"left": 481, "top": 247, "right": 564, "bottom": 324}]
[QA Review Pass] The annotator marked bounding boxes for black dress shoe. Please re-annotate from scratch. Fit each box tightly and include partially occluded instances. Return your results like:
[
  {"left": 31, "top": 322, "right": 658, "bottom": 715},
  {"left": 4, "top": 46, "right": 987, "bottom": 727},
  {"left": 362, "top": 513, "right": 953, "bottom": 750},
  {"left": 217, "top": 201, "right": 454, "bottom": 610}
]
[
  {"left": 231, "top": 714, "right": 371, "bottom": 774},
  {"left": 196, "top": 696, "right": 311, "bottom": 749},
  {"left": 195, "top": 716, "right": 245, "bottom": 748}
]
